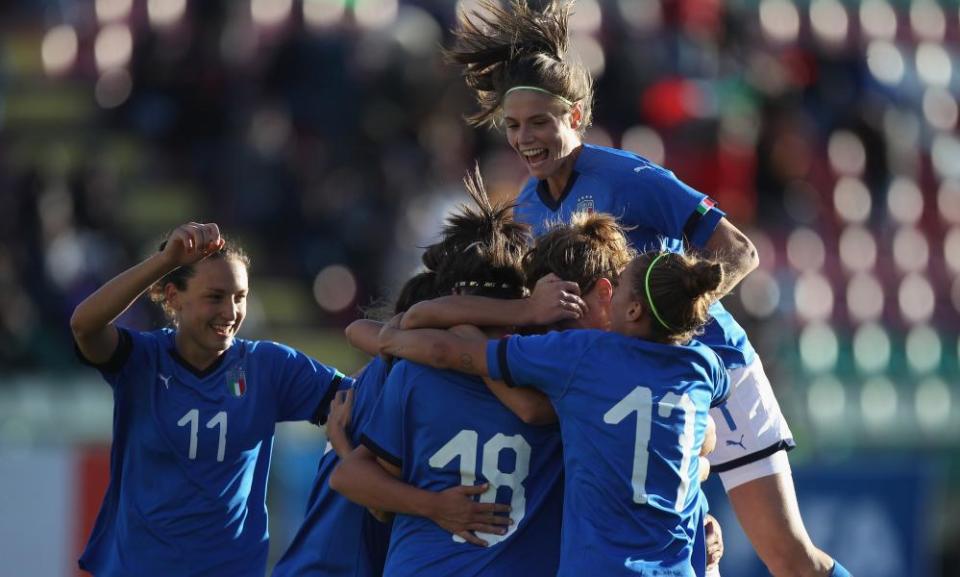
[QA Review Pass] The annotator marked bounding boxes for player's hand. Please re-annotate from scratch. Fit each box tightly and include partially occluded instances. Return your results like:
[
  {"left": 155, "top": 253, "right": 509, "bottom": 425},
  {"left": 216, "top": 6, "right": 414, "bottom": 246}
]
[
  {"left": 698, "top": 456, "right": 711, "bottom": 482},
  {"left": 704, "top": 514, "right": 724, "bottom": 568},
  {"left": 700, "top": 414, "right": 717, "bottom": 457},
  {"left": 528, "top": 273, "right": 588, "bottom": 325},
  {"left": 327, "top": 387, "right": 354, "bottom": 438},
  {"left": 160, "top": 222, "right": 224, "bottom": 267},
  {"left": 367, "top": 507, "right": 394, "bottom": 524},
  {"left": 428, "top": 483, "right": 512, "bottom": 547}
]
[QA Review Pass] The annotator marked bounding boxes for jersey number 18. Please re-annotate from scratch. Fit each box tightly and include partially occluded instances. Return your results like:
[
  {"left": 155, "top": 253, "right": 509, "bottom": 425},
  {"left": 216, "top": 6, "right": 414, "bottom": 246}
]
[{"left": 429, "top": 430, "right": 530, "bottom": 546}]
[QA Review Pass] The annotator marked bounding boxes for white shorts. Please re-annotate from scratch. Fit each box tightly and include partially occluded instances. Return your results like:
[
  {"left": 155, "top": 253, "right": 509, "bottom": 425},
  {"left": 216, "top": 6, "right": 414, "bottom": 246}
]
[{"left": 708, "top": 357, "right": 795, "bottom": 491}]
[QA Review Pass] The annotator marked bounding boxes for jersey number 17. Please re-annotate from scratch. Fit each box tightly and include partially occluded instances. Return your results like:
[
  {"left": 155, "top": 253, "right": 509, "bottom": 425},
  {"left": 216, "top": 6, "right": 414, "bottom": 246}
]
[{"left": 604, "top": 387, "right": 696, "bottom": 511}]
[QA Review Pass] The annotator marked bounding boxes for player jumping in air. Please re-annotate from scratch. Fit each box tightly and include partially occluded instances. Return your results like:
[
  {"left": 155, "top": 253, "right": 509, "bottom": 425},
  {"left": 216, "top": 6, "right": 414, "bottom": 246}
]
[{"left": 445, "top": 2, "right": 850, "bottom": 576}]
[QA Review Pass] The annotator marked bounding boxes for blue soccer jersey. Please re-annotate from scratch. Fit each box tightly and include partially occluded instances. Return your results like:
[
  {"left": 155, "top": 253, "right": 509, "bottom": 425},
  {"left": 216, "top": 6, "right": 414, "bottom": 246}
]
[
  {"left": 360, "top": 360, "right": 563, "bottom": 577},
  {"left": 77, "top": 327, "right": 349, "bottom": 577},
  {"left": 486, "top": 329, "right": 730, "bottom": 577},
  {"left": 273, "top": 357, "right": 393, "bottom": 577},
  {"left": 513, "top": 143, "right": 755, "bottom": 369}
]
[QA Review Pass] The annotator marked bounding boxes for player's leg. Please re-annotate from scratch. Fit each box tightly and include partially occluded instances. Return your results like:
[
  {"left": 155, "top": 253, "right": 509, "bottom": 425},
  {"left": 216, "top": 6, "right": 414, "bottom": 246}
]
[{"left": 709, "top": 358, "right": 846, "bottom": 577}]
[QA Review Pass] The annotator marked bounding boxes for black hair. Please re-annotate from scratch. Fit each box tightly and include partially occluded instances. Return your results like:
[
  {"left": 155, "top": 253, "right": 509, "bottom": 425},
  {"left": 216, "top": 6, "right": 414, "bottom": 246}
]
[{"left": 433, "top": 166, "right": 531, "bottom": 299}]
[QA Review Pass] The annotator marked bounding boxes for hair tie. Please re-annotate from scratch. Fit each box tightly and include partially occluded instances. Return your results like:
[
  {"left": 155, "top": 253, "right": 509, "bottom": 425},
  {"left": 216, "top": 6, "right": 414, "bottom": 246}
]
[
  {"left": 644, "top": 253, "right": 673, "bottom": 331},
  {"left": 504, "top": 85, "right": 574, "bottom": 108}
]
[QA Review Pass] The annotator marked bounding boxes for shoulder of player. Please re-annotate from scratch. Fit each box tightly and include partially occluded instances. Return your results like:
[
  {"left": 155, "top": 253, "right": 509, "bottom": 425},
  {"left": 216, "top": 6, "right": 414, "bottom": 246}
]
[
  {"left": 580, "top": 144, "right": 673, "bottom": 185},
  {"left": 676, "top": 339, "right": 727, "bottom": 372}
]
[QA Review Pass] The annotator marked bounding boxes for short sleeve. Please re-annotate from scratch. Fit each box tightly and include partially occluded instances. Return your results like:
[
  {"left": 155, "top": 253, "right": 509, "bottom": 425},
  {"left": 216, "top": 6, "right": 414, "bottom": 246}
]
[
  {"left": 620, "top": 166, "right": 726, "bottom": 248},
  {"left": 485, "top": 331, "right": 588, "bottom": 399},
  {"left": 74, "top": 327, "right": 149, "bottom": 389},
  {"left": 267, "top": 342, "right": 350, "bottom": 424},
  {"left": 359, "top": 361, "right": 408, "bottom": 468},
  {"left": 349, "top": 358, "right": 390, "bottom": 440}
]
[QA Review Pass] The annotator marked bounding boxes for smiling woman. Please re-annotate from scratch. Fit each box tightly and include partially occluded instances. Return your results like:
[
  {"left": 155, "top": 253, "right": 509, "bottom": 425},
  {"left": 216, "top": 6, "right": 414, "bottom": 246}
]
[{"left": 69, "top": 222, "right": 350, "bottom": 577}]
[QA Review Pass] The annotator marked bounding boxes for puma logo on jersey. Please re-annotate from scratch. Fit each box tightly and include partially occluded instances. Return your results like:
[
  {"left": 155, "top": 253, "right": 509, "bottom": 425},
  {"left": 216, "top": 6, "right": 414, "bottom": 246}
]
[
  {"left": 633, "top": 165, "right": 652, "bottom": 174},
  {"left": 158, "top": 374, "right": 171, "bottom": 389},
  {"left": 726, "top": 434, "right": 746, "bottom": 450}
]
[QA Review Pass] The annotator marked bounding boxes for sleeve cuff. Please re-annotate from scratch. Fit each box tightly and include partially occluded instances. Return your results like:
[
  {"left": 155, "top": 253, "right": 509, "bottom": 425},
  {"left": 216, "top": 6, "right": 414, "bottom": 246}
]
[
  {"left": 312, "top": 373, "right": 349, "bottom": 425},
  {"left": 486, "top": 338, "right": 515, "bottom": 387},
  {"left": 683, "top": 201, "right": 726, "bottom": 248},
  {"left": 360, "top": 434, "right": 402, "bottom": 469},
  {"left": 74, "top": 327, "right": 133, "bottom": 374}
]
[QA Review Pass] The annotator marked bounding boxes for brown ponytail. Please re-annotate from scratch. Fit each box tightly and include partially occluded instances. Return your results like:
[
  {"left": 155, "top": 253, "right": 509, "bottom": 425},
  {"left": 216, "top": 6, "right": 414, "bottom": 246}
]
[
  {"left": 632, "top": 251, "right": 724, "bottom": 344},
  {"left": 523, "top": 211, "right": 634, "bottom": 293}
]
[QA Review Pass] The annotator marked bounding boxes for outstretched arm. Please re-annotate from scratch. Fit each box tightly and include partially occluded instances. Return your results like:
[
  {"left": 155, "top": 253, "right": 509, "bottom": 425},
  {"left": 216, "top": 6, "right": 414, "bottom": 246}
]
[
  {"left": 401, "top": 274, "right": 586, "bottom": 330},
  {"left": 379, "top": 321, "right": 490, "bottom": 377},
  {"left": 71, "top": 222, "right": 223, "bottom": 364},
  {"left": 345, "top": 319, "right": 383, "bottom": 357},
  {"left": 703, "top": 218, "right": 759, "bottom": 297},
  {"left": 330, "top": 445, "right": 511, "bottom": 546}
]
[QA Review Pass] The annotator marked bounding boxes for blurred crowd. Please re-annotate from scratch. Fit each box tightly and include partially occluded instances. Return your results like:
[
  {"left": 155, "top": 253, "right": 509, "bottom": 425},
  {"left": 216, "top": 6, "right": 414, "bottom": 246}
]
[{"left": 2, "top": 0, "right": 959, "bottom": 447}]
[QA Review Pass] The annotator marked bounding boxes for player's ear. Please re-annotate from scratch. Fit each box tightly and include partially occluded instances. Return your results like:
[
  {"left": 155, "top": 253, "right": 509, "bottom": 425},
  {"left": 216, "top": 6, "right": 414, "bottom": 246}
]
[
  {"left": 626, "top": 300, "right": 644, "bottom": 323},
  {"left": 594, "top": 278, "right": 613, "bottom": 304},
  {"left": 569, "top": 102, "right": 583, "bottom": 130},
  {"left": 164, "top": 282, "right": 181, "bottom": 311}
]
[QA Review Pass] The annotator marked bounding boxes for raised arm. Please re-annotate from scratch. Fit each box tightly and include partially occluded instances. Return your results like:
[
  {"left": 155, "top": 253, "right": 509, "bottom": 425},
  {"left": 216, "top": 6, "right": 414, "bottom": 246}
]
[
  {"left": 401, "top": 274, "right": 586, "bottom": 330},
  {"left": 70, "top": 222, "right": 223, "bottom": 364},
  {"left": 702, "top": 218, "right": 759, "bottom": 297},
  {"left": 330, "top": 445, "right": 511, "bottom": 546}
]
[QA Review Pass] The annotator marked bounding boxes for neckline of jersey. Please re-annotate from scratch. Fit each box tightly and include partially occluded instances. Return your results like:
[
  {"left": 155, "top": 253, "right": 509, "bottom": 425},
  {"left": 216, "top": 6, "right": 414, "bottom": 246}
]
[
  {"left": 168, "top": 346, "right": 230, "bottom": 378},
  {"left": 535, "top": 170, "right": 581, "bottom": 212}
]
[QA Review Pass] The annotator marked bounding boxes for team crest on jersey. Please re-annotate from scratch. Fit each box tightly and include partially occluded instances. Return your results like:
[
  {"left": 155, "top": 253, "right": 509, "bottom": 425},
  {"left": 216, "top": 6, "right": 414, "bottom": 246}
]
[
  {"left": 226, "top": 366, "right": 247, "bottom": 398},
  {"left": 575, "top": 194, "right": 595, "bottom": 214}
]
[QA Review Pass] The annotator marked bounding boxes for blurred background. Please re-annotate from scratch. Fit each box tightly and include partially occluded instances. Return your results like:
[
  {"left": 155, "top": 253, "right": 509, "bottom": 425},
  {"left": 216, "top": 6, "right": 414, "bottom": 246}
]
[{"left": 0, "top": 0, "right": 958, "bottom": 575}]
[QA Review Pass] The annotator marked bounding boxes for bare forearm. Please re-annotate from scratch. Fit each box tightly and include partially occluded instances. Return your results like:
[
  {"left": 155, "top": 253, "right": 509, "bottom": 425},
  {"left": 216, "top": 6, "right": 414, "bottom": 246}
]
[
  {"left": 483, "top": 377, "right": 556, "bottom": 425},
  {"left": 379, "top": 327, "right": 489, "bottom": 376},
  {"left": 345, "top": 319, "right": 383, "bottom": 356},
  {"left": 70, "top": 252, "right": 175, "bottom": 337},
  {"left": 716, "top": 251, "right": 756, "bottom": 296},
  {"left": 402, "top": 296, "right": 532, "bottom": 330},
  {"left": 331, "top": 453, "right": 433, "bottom": 517}
]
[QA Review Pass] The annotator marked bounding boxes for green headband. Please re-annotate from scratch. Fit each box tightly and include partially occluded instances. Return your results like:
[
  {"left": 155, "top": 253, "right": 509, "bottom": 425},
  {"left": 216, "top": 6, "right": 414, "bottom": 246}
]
[
  {"left": 504, "top": 85, "right": 574, "bottom": 108},
  {"left": 644, "top": 252, "right": 673, "bottom": 331}
]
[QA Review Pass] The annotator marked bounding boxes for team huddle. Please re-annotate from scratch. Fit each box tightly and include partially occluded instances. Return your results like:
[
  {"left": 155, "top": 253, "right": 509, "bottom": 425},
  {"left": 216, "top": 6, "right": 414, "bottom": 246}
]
[{"left": 70, "top": 2, "right": 852, "bottom": 576}]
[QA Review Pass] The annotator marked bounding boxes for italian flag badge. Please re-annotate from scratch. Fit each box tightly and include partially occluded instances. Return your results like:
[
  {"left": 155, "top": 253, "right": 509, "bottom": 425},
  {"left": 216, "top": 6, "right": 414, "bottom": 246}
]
[
  {"left": 696, "top": 197, "right": 716, "bottom": 215},
  {"left": 227, "top": 366, "right": 247, "bottom": 398}
]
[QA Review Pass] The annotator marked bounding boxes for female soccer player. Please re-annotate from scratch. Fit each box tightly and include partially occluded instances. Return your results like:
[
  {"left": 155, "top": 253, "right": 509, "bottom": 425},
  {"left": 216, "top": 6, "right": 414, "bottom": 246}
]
[
  {"left": 71, "top": 222, "right": 349, "bottom": 577},
  {"left": 274, "top": 268, "right": 506, "bottom": 576},
  {"left": 378, "top": 247, "right": 729, "bottom": 576},
  {"left": 331, "top": 172, "right": 567, "bottom": 576},
  {"left": 446, "top": 2, "right": 849, "bottom": 576}
]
